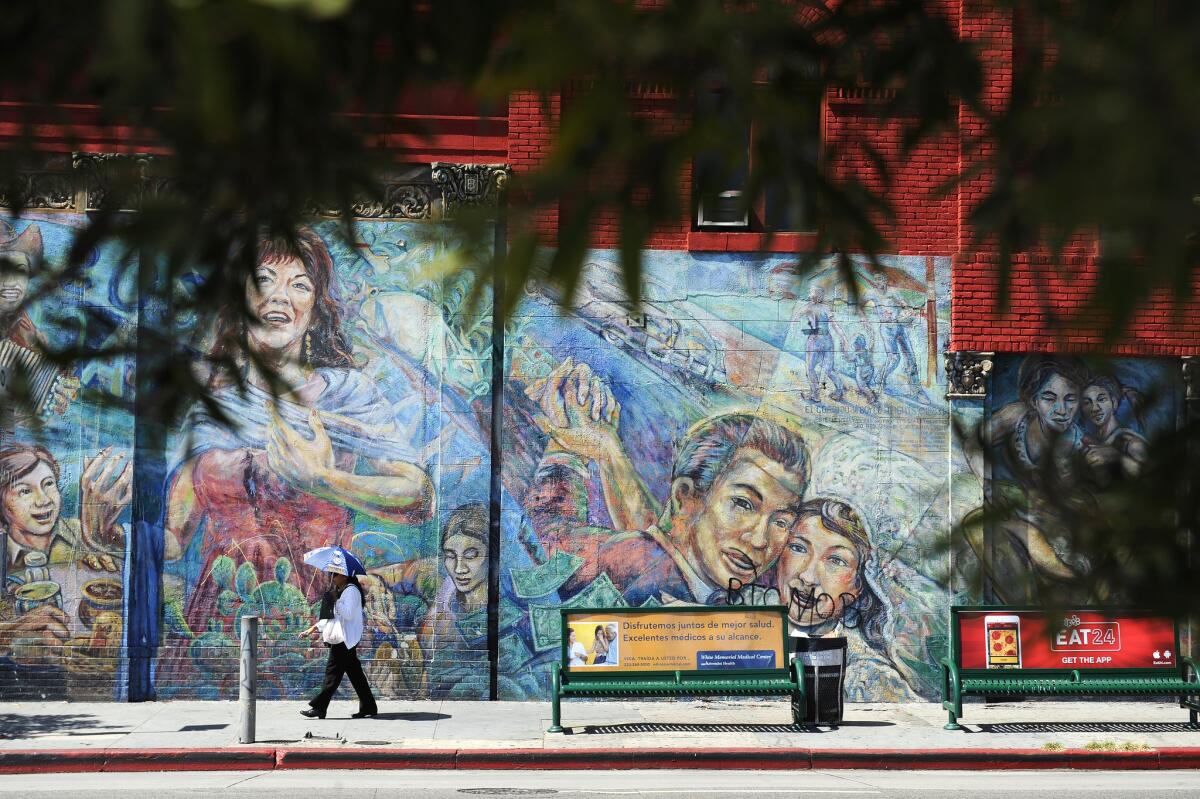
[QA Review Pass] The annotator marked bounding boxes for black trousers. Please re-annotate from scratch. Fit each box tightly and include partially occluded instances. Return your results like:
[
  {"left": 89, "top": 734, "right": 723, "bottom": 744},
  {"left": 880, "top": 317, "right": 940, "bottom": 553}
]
[{"left": 308, "top": 643, "right": 377, "bottom": 713}]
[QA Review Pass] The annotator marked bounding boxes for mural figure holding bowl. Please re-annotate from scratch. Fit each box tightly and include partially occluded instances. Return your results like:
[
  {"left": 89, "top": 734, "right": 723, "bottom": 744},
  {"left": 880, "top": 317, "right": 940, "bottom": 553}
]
[{"left": 0, "top": 444, "right": 130, "bottom": 672}]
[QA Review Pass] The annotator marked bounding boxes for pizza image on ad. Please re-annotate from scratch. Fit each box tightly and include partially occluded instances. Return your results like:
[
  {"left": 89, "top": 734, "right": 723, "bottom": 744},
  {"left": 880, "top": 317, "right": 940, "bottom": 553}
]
[{"left": 985, "top": 614, "right": 1022, "bottom": 669}]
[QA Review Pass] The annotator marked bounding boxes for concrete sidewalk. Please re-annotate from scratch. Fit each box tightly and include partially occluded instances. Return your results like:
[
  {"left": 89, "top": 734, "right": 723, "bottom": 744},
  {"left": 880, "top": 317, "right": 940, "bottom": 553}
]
[{"left": 0, "top": 698, "right": 1198, "bottom": 771}]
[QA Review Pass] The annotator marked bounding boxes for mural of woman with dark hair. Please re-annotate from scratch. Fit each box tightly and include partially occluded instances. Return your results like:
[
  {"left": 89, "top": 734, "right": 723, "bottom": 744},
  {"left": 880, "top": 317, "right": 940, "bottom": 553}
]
[
  {"left": 362, "top": 503, "right": 542, "bottom": 699},
  {"left": 1081, "top": 374, "right": 1148, "bottom": 484},
  {"left": 962, "top": 356, "right": 1093, "bottom": 596},
  {"left": 163, "top": 229, "right": 434, "bottom": 656},
  {"left": 774, "top": 498, "right": 920, "bottom": 701}
]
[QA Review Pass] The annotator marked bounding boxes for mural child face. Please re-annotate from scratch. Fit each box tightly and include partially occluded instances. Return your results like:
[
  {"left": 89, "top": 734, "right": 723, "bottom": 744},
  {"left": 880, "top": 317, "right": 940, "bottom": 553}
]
[
  {"left": 779, "top": 514, "right": 862, "bottom": 626},
  {"left": 1082, "top": 385, "right": 1115, "bottom": 430},
  {"left": 1031, "top": 373, "right": 1079, "bottom": 434},
  {"left": 442, "top": 532, "right": 486, "bottom": 597},
  {"left": 2, "top": 462, "right": 61, "bottom": 544},
  {"left": 673, "top": 449, "right": 802, "bottom": 590},
  {"left": 246, "top": 256, "right": 315, "bottom": 356},
  {"left": 0, "top": 254, "right": 30, "bottom": 315}
]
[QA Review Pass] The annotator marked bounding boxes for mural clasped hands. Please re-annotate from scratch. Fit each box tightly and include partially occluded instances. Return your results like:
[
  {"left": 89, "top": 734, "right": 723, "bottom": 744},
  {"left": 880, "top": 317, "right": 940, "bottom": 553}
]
[
  {"left": 267, "top": 407, "right": 336, "bottom": 494},
  {"left": 526, "top": 356, "right": 622, "bottom": 464}
]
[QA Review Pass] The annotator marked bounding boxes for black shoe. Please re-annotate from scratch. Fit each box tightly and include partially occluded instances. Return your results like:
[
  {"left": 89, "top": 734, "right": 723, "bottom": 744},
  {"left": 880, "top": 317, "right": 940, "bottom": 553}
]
[
  {"left": 351, "top": 709, "right": 378, "bottom": 719},
  {"left": 301, "top": 708, "right": 326, "bottom": 719}
]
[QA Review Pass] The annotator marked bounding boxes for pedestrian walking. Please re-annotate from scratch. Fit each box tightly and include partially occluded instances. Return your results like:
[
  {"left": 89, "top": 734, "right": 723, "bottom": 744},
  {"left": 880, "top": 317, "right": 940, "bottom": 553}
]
[{"left": 300, "top": 548, "right": 378, "bottom": 719}]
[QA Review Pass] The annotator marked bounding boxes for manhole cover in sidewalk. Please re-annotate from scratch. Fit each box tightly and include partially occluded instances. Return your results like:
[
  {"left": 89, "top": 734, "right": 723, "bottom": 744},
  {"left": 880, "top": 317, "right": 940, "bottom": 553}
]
[
  {"left": 458, "top": 790, "right": 558, "bottom": 796},
  {"left": 354, "top": 740, "right": 391, "bottom": 746}
]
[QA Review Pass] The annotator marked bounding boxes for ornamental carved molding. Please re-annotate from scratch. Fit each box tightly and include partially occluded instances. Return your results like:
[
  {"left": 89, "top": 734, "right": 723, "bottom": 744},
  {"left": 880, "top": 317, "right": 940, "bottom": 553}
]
[
  {"left": 944, "top": 351, "right": 994, "bottom": 400},
  {"left": 432, "top": 163, "right": 509, "bottom": 217},
  {"left": 0, "top": 156, "right": 78, "bottom": 211},
  {"left": 2, "top": 156, "right": 509, "bottom": 221}
]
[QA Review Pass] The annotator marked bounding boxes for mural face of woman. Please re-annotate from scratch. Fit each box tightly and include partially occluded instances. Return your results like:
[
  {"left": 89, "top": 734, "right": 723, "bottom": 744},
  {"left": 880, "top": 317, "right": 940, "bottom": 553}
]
[
  {"left": 2, "top": 461, "right": 61, "bottom": 544},
  {"left": 442, "top": 532, "right": 486, "bottom": 597},
  {"left": 1030, "top": 372, "right": 1079, "bottom": 434},
  {"left": 1082, "top": 384, "right": 1116, "bottom": 430},
  {"left": 246, "top": 256, "right": 315, "bottom": 357},
  {"left": 778, "top": 514, "right": 861, "bottom": 626}
]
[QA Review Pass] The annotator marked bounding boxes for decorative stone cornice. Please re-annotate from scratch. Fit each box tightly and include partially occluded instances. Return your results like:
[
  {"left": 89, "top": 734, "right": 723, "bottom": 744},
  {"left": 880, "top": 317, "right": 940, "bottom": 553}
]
[
  {"left": 0, "top": 155, "right": 509, "bottom": 220},
  {"left": 945, "top": 351, "right": 994, "bottom": 399},
  {"left": 0, "top": 155, "right": 78, "bottom": 211},
  {"left": 72, "top": 152, "right": 174, "bottom": 212},
  {"left": 432, "top": 163, "right": 509, "bottom": 217}
]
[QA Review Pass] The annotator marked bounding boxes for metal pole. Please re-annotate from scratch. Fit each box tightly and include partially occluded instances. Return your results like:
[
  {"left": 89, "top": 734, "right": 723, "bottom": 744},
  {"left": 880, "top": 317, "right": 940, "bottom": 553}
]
[{"left": 238, "top": 615, "right": 258, "bottom": 744}]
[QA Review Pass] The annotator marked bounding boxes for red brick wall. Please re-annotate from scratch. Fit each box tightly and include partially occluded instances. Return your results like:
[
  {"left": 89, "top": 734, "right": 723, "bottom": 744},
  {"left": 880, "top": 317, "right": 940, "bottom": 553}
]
[{"left": 506, "top": 0, "right": 1198, "bottom": 356}]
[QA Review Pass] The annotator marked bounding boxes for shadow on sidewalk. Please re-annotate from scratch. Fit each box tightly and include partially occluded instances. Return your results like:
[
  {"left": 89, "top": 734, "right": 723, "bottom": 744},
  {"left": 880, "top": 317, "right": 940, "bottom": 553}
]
[
  {"left": 0, "top": 712, "right": 129, "bottom": 739},
  {"left": 571, "top": 721, "right": 893, "bottom": 735},
  {"left": 972, "top": 722, "right": 1199, "bottom": 734}
]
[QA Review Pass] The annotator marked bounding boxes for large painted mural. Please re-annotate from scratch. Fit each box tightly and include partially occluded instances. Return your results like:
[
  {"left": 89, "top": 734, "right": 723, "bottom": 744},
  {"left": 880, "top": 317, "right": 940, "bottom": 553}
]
[
  {"left": 155, "top": 220, "right": 496, "bottom": 700},
  {"left": 0, "top": 214, "right": 133, "bottom": 699},
  {"left": 501, "top": 252, "right": 954, "bottom": 701},
  {"left": 0, "top": 204, "right": 1183, "bottom": 704}
]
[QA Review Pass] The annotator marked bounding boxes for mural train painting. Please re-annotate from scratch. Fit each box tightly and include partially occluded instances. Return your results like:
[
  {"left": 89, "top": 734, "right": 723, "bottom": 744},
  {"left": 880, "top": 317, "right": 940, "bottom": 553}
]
[{"left": 0, "top": 213, "right": 1181, "bottom": 702}]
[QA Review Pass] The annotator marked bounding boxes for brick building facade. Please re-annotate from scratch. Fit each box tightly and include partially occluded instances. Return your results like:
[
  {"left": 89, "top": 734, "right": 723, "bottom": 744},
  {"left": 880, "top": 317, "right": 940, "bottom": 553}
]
[{"left": 0, "top": 2, "right": 1192, "bottom": 704}]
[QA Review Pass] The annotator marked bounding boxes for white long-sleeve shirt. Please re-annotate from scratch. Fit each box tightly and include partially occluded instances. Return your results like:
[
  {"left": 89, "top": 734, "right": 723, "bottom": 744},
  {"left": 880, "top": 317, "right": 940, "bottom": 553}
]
[{"left": 317, "top": 583, "right": 365, "bottom": 648}]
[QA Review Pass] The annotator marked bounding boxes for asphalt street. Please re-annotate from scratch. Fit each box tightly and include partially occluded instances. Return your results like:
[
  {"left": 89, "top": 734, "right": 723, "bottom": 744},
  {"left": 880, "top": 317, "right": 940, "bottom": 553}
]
[{"left": 0, "top": 769, "right": 1196, "bottom": 798}]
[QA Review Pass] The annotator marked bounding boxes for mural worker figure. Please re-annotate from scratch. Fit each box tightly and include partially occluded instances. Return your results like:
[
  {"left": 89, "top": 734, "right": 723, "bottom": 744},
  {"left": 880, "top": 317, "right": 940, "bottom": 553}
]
[
  {"left": 799, "top": 286, "right": 847, "bottom": 403},
  {"left": 524, "top": 357, "right": 809, "bottom": 606},
  {"left": 871, "top": 274, "right": 929, "bottom": 404},
  {"left": 773, "top": 498, "right": 919, "bottom": 701},
  {"left": 163, "top": 228, "right": 434, "bottom": 637},
  {"left": 301, "top": 560, "right": 378, "bottom": 719}
]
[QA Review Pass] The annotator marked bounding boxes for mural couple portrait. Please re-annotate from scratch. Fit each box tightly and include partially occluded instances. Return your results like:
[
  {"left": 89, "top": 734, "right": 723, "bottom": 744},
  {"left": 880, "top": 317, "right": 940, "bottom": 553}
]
[
  {"left": 962, "top": 354, "right": 1171, "bottom": 604},
  {"left": 521, "top": 355, "right": 925, "bottom": 700}
]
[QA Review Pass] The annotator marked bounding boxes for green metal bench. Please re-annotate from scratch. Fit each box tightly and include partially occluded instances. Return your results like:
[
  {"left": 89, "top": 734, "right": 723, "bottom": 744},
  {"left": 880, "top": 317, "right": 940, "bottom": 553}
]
[
  {"left": 941, "top": 606, "right": 1200, "bottom": 730},
  {"left": 548, "top": 605, "right": 804, "bottom": 732}
]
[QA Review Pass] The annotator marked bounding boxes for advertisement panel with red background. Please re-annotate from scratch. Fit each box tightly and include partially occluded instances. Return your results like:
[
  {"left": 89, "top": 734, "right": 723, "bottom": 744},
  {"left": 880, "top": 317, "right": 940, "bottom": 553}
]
[{"left": 957, "top": 610, "right": 1178, "bottom": 670}]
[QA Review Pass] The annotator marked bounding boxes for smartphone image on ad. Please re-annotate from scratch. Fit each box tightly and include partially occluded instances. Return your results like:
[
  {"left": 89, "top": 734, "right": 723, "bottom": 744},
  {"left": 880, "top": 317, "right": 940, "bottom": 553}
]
[{"left": 984, "top": 614, "right": 1022, "bottom": 669}]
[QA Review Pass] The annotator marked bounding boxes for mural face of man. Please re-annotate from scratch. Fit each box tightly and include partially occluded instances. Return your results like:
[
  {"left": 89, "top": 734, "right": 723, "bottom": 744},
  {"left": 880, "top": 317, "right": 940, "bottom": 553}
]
[
  {"left": 442, "top": 532, "right": 486, "bottom": 596},
  {"left": 1032, "top": 372, "right": 1079, "bottom": 434},
  {"left": 779, "top": 514, "right": 861, "bottom": 625},
  {"left": 672, "top": 449, "right": 803, "bottom": 590},
  {"left": 2, "top": 461, "right": 61, "bottom": 546},
  {"left": 0, "top": 253, "right": 30, "bottom": 316},
  {"left": 1082, "top": 385, "right": 1115, "bottom": 430},
  {"left": 246, "top": 257, "right": 316, "bottom": 354}
]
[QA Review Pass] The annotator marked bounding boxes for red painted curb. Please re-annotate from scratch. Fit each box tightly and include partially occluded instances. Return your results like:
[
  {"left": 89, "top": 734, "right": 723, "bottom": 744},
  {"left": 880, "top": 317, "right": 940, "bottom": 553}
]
[
  {"left": 102, "top": 747, "right": 278, "bottom": 772},
  {"left": 0, "top": 750, "right": 105, "bottom": 774},
  {"left": 1, "top": 746, "right": 1199, "bottom": 774},
  {"left": 275, "top": 748, "right": 456, "bottom": 770},
  {"left": 454, "top": 748, "right": 811, "bottom": 771},
  {"left": 809, "top": 748, "right": 1074, "bottom": 771},
  {"left": 0, "top": 748, "right": 276, "bottom": 774}
]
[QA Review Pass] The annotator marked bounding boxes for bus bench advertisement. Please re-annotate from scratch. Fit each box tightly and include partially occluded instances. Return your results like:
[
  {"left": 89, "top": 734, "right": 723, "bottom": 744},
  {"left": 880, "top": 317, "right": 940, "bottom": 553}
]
[
  {"left": 564, "top": 610, "right": 785, "bottom": 671},
  {"left": 956, "top": 610, "right": 1178, "bottom": 670}
]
